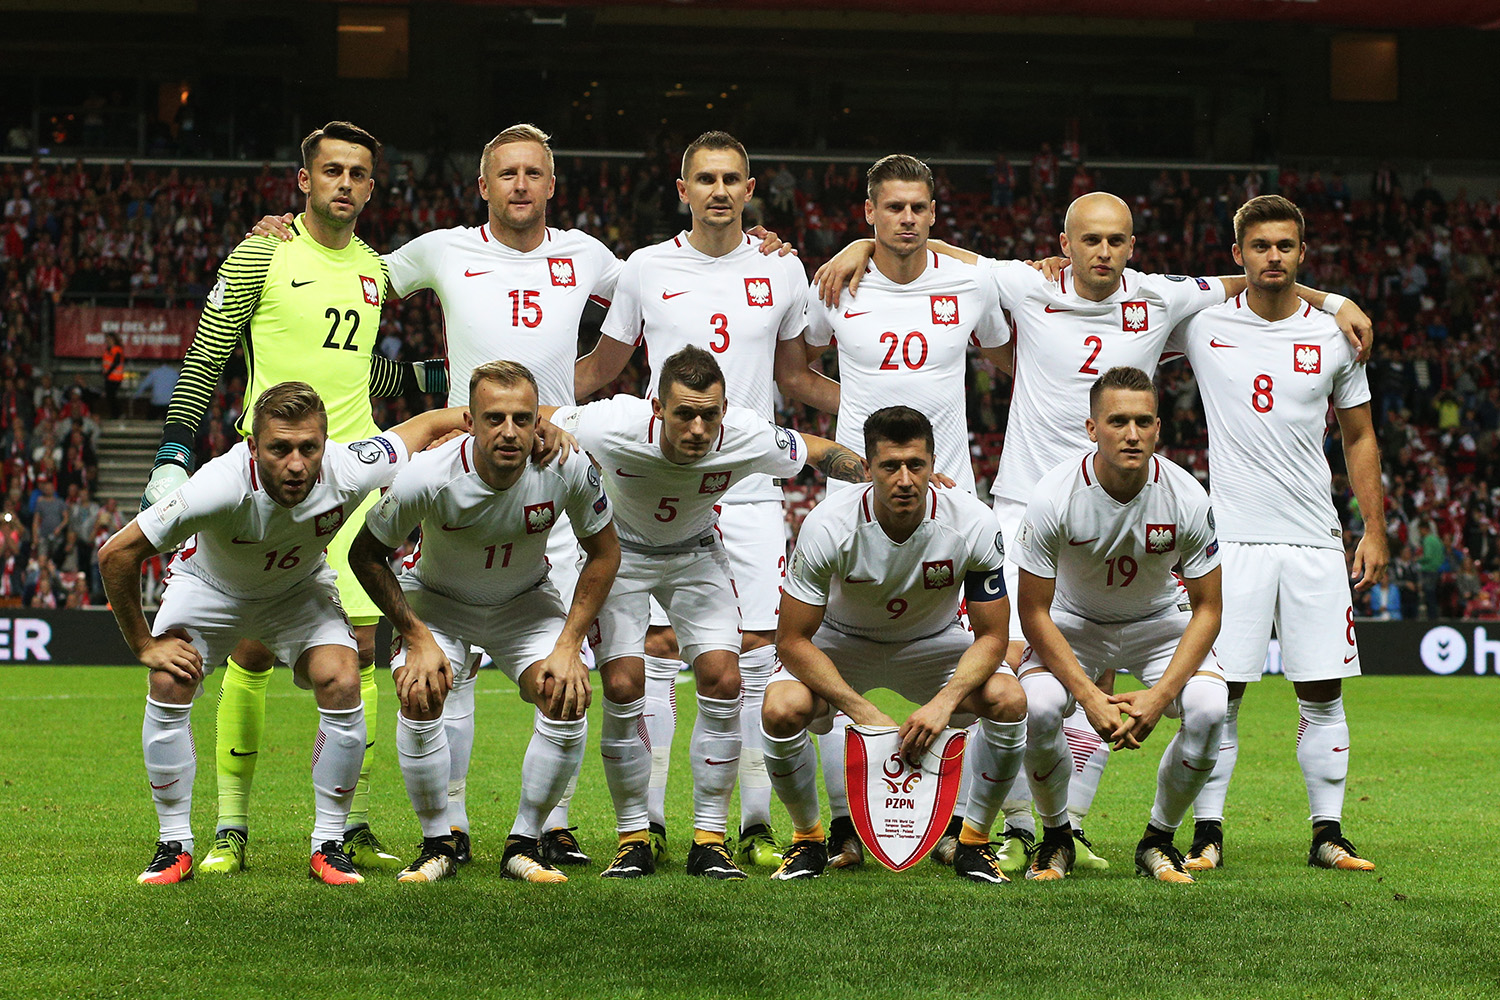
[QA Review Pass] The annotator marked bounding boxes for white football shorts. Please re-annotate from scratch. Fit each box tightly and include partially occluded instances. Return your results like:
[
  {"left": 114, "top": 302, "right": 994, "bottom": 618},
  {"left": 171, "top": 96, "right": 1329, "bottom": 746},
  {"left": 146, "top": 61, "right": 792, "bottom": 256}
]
[
  {"left": 391, "top": 582, "right": 567, "bottom": 685},
  {"left": 1215, "top": 541, "right": 1360, "bottom": 683},
  {"left": 991, "top": 496, "right": 1026, "bottom": 643},
  {"left": 599, "top": 542, "right": 742, "bottom": 666},
  {"left": 153, "top": 563, "right": 356, "bottom": 677}
]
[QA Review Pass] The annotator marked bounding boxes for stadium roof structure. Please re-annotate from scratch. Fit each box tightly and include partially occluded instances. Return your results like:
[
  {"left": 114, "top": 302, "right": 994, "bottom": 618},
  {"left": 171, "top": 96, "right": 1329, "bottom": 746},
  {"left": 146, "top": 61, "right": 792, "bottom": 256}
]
[{"left": 419, "top": 0, "right": 1498, "bottom": 30}]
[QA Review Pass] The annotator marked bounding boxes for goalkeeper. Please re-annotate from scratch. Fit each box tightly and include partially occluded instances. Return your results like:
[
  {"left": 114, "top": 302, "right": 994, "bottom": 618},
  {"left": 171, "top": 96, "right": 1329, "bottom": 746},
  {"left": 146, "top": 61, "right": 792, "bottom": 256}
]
[{"left": 141, "top": 121, "right": 448, "bottom": 876}]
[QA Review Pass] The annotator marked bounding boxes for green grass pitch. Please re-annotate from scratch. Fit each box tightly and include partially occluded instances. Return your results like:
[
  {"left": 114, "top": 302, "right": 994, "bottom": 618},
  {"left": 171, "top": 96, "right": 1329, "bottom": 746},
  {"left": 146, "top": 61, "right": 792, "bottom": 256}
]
[{"left": 0, "top": 667, "right": 1496, "bottom": 1000}]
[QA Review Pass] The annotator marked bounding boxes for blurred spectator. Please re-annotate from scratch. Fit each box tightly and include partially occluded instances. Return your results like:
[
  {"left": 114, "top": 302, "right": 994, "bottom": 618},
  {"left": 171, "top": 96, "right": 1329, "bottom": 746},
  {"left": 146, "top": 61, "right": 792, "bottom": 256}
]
[
  {"left": 133, "top": 361, "right": 178, "bottom": 420},
  {"left": 101, "top": 332, "right": 125, "bottom": 417}
]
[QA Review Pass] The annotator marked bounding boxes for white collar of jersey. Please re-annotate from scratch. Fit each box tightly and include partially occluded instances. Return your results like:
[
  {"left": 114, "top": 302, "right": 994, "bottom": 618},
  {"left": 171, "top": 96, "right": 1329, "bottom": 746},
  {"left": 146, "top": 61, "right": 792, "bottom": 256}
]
[{"left": 1080, "top": 450, "right": 1162, "bottom": 495}]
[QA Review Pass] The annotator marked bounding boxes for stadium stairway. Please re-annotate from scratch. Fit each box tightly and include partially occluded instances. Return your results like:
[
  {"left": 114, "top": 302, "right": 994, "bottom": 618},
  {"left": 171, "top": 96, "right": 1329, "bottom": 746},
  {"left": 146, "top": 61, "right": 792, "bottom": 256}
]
[{"left": 95, "top": 419, "right": 160, "bottom": 508}]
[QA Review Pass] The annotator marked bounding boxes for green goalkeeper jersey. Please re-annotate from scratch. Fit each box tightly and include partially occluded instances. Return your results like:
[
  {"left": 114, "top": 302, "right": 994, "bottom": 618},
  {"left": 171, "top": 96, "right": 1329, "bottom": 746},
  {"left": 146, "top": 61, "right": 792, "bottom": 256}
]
[{"left": 159, "top": 215, "right": 411, "bottom": 461}]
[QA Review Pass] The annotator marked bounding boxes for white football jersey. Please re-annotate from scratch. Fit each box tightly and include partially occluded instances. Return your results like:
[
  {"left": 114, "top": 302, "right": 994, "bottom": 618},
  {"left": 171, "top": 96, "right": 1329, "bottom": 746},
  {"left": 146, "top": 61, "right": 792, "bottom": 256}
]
[
  {"left": 363, "top": 434, "right": 612, "bottom": 606},
  {"left": 785, "top": 484, "right": 1006, "bottom": 643},
  {"left": 552, "top": 395, "right": 806, "bottom": 549},
  {"left": 984, "top": 262, "right": 1224, "bottom": 503},
  {"left": 806, "top": 251, "right": 1006, "bottom": 494},
  {"left": 601, "top": 232, "right": 809, "bottom": 503},
  {"left": 1171, "top": 294, "right": 1370, "bottom": 549},
  {"left": 1015, "top": 450, "right": 1219, "bottom": 624},
  {"left": 140, "top": 433, "right": 409, "bottom": 600},
  {"left": 385, "top": 225, "right": 622, "bottom": 407}
]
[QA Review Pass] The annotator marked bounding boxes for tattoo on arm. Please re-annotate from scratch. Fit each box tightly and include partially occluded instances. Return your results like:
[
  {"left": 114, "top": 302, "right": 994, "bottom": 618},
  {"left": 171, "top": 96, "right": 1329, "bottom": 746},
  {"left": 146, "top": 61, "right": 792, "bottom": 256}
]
[{"left": 818, "top": 445, "right": 867, "bottom": 484}]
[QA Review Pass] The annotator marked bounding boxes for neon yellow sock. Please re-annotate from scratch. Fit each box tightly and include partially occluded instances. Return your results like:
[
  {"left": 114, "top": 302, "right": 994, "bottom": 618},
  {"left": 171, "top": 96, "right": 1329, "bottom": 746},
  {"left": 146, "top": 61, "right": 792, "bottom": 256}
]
[
  {"left": 345, "top": 662, "right": 378, "bottom": 830},
  {"left": 215, "top": 659, "right": 270, "bottom": 831}
]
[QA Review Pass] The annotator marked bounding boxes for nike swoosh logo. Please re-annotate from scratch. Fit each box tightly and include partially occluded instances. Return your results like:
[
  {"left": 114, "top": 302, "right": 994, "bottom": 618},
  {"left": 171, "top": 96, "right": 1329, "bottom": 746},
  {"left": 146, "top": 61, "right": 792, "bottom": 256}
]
[
  {"left": 1332, "top": 746, "right": 1350, "bottom": 753},
  {"left": 601, "top": 753, "right": 622, "bottom": 760},
  {"left": 228, "top": 748, "right": 257, "bottom": 757},
  {"left": 705, "top": 757, "right": 739, "bottom": 766},
  {"left": 1032, "top": 760, "right": 1062, "bottom": 782},
  {"left": 1343, "top": 653, "right": 1358, "bottom": 663},
  {"left": 1182, "top": 761, "right": 1212, "bottom": 772},
  {"left": 1209, "top": 339, "right": 1238, "bottom": 349},
  {"left": 290, "top": 279, "right": 315, "bottom": 287},
  {"left": 464, "top": 269, "right": 492, "bottom": 277},
  {"left": 843, "top": 575, "right": 875, "bottom": 584},
  {"left": 769, "top": 763, "right": 806, "bottom": 778},
  {"left": 440, "top": 523, "right": 469, "bottom": 531},
  {"left": 150, "top": 779, "right": 178, "bottom": 789},
  {"left": 1044, "top": 305, "right": 1073, "bottom": 313},
  {"left": 334, "top": 785, "right": 356, "bottom": 794},
  {"left": 662, "top": 290, "right": 689, "bottom": 299},
  {"left": 843, "top": 310, "right": 870, "bottom": 318},
  {"left": 1068, "top": 537, "right": 1098, "bottom": 546},
  {"left": 231, "top": 537, "right": 258, "bottom": 545},
  {"left": 615, "top": 469, "right": 645, "bottom": 478},
  {"left": 980, "top": 771, "right": 1004, "bottom": 783}
]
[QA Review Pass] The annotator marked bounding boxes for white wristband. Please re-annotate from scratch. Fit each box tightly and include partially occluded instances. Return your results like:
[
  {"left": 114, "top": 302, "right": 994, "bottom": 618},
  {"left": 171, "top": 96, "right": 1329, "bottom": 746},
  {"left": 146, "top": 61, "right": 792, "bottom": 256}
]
[{"left": 1319, "top": 293, "right": 1348, "bottom": 316}]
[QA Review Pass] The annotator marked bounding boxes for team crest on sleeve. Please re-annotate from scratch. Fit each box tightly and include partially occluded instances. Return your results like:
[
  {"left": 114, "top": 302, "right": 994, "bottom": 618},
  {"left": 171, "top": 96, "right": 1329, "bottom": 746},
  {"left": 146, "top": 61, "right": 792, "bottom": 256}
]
[
  {"left": 994, "top": 531, "right": 1006, "bottom": 560},
  {"left": 1146, "top": 523, "right": 1177, "bottom": 554},
  {"left": 1294, "top": 344, "right": 1322, "bottom": 374},
  {"left": 360, "top": 275, "right": 381, "bottom": 306},
  {"left": 524, "top": 502, "right": 556, "bottom": 534},
  {"left": 207, "top": 274, "right": 227, "bottom": 310},
  {"left": 549, "top": 258, "right": 576, "bottom": 287},
  {"left": 930, "top": 295, "right": 959, "bottom": 325},
  {"left": 922, "top": 559, "right": 955, "bottom": 589},
  {"left": 745, "top": 278, "right": 773, "bottom": 307},
  {"left": 315, "top": 505, "right": 345, "bottom": 537},
  {"left": 700, "top": 471, "right": 732, "bottom": 494},
  {"left": 1122, "top": 301, "right": 1149, "bottom": 332}
]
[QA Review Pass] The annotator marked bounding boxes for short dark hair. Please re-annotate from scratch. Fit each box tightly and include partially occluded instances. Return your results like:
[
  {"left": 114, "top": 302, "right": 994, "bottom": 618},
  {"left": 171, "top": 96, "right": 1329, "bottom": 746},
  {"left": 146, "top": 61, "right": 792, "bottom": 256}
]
[
  {"left": 1234, "top": 193, "right": 1305, "bottom": 245},
  {"left": 867, "top": 154, "right": 934, "bottom": 201},
  {"left": 469, "top": 359, "right": 539, "bottom": 406},
  {"left": 1089, "top": 366, "right": 1158, "bottom": 416},
  {"left": 681, "top": 131, "right": 749, "bottom": 179},
  {"left": 658, "top": 345, "right": 725, "bottom": 398},
  {"left": 863, "top": 405, "right": 935, "bottom": 460},
  {"left": 301, "top": 121, "right": 382, "bottom": 172},
  {"left": 252, "top": 381, "right": 327, "bottom": 436}
]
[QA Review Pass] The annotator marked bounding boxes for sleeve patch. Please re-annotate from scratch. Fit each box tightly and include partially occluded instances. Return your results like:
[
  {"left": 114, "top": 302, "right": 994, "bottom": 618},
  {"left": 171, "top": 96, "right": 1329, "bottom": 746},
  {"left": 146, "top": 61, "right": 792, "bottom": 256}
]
[
  {"left": 349, "top": 440, "right": 384, "bottom": 464},
  {"left": 964, "top": 568, "right": 1008, "bottom": 602},
  {"left": 207, "top": 274, "right": 227, "bottom": 309},
  {"left": 1195, "top": 277, "right": 1212, "bottom": 291}
]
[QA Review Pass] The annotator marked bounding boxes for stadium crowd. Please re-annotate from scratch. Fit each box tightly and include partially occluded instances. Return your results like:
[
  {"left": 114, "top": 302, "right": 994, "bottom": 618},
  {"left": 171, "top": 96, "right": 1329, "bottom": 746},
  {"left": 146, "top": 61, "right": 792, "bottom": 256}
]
[{"left": 1, "top": 151, "right": 1497, "bottom": 618}]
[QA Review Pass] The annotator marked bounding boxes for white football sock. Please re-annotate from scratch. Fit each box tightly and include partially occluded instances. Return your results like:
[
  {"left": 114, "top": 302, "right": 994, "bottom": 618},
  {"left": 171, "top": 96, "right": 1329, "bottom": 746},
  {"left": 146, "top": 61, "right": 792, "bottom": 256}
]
[
  {"left": 763, "top": 726, "right": 821, "bottom": 835},
  {"left": 737, "top": 645, "right": 776, "bottom": 831},
  {"left": 442, "top": 654, "right": 478, "bottom": 833},
  {"left": 601, "top": 696, "right": 651, "bottom": 834},
  {"left": 819, "top": 712, "right": 851, "bottom": 820},
  {"left": 1020, "top": 670, "right": 1072, "bottom": 827},
  {"left": 1297, "top": 696, "right": 1351, "bottom": 824},
  {"left": 514, "top": 710, "right": 588, "bottom": 840},
  {"left": 1150, "top": 677, "right": 1227, "bottom": 832},
  {"left": 1063, "top": 707, "right": 1110, "bottom": 828},
  {"left": 310, "top": 704, "right": 366, "bottom": 853},
  {"left": 541, "top": 715, "right": 585, "bottom": 833},
  {"left": 690, "top": 694, "right": 741, "bottom": 836},
  {"left": 962, "top": 717, "right": 1027, "bottom": 838},
  {"left": 952, "top": 721, "right": 978, "bottom": 821},
  {"left": 396, "top": 712, "right": 450, "bottom": 839},
  {"left": 643, "top": 654, "right": 680, "bottom": 829},
  {"left": 143, "top": 697, "right": 196, "bottom": 854},
  {"left": 1190, "top": 695, "right": 1240, "bottom": 824}
]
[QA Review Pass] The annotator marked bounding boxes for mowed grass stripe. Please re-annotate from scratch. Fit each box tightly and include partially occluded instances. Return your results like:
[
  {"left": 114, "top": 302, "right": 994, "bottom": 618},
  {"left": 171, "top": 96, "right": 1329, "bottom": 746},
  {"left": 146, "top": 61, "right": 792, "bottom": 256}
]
[{"left": 0, "top": 669, "right": 1495, "bottom": 999}]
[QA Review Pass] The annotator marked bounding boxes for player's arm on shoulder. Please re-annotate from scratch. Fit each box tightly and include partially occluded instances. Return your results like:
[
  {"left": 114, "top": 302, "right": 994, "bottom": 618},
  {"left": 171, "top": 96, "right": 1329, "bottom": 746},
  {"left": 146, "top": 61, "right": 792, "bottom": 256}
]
[
  {"left": 97, "top": 520, "right": 201, "bottom": 681},
  {"left": 385, "top": 406, "right": 468, "bottom": 457},
  {"left": 777, "top": 592, "right": 896, "bottom": 728},
  {"left": 773, "top": 335, "right": 841, "bottom": 414},
  {"left": 1336, "top": 402, "right": 1389, "bottom": 589},
  {"left": 1297, "top": 285, "right": 1372, "bottom": 361},
  {"left": 799, "top": 432, "right": 867, "bottom": 484},
  {"left": 812, "top": 239, "right": 874, "bottom": 307}
]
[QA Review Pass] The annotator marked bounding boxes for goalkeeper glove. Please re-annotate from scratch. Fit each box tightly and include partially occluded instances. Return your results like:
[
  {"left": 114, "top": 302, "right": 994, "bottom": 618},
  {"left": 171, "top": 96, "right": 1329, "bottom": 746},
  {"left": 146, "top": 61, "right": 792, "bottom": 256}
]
[
  {"left": 412, "top": 359, "right": 449, "bottom": 397},
  {"left": 141, "top": 443, "right": 193, "bottom": 511}
]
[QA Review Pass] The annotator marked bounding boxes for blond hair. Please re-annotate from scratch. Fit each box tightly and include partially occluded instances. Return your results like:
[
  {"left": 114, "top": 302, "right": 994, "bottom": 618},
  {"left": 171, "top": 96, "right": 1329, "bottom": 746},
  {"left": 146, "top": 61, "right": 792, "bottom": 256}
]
[
  {"left": 468, "top": 359, "right": 539, "bottom": 404},
  {"left": 480, "top": 123, "right": 554, "bottom": 177}
]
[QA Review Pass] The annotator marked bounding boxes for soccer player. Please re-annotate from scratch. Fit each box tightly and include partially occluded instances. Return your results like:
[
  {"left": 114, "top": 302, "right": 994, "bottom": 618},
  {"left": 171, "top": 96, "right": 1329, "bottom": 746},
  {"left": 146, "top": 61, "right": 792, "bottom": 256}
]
[
  {"left": 573, "top": 131, "right": 839, "bottom": 868},
  {"left": 764, "top": 406, "right": 1028, "bottom": 883},
  {"left": 101, "top": 382, "right": 464, "bottom": 885},
  {"left": 1170, "top": 195, "right": 1387, "bottom": 872},
  {"left": 815, "top": 189, "right": 1371, "bottom": 872},
  {"left": 1014, "top": 366, "right": 1226, "bottom": 884},
  {"left": 546, "top": 345, "right": 864, "bottom": 880},
  {"left": 800, "top": 152, "right": 1010, "bottom": 868},
  {"left": 348, "top": 360, "right": 620, "bottom": 884},
  {"left": 142, "top": 122, "right": 449, "bottom": 877}
]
